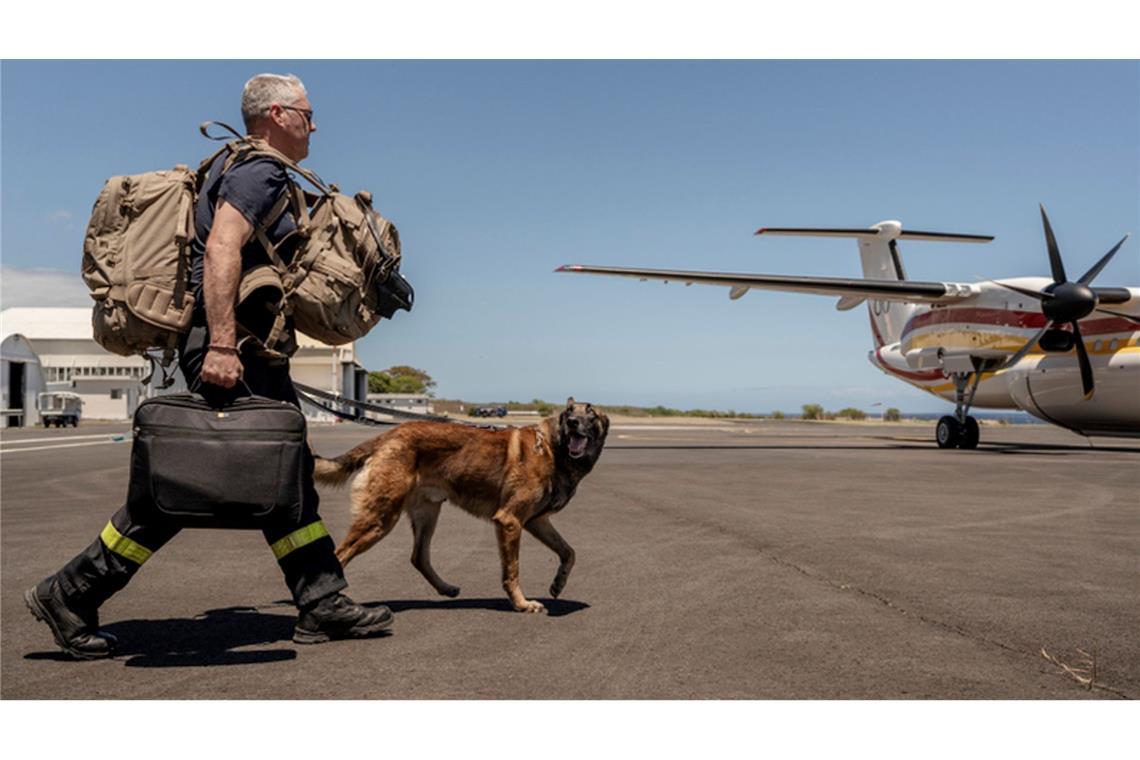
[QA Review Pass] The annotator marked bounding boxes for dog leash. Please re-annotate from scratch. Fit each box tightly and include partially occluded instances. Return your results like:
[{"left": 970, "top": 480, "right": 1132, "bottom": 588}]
[{"left": 292, "top": 381, "right": 507, "bottom": 429}]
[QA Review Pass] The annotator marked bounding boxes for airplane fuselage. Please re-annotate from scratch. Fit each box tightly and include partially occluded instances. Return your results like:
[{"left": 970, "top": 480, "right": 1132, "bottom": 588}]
[
  {"left": 561, "top": 213, "right": 1140, "bottom": 445},
  {"left": 869, "top": 278, "right": 1140, "bottom": 437}
]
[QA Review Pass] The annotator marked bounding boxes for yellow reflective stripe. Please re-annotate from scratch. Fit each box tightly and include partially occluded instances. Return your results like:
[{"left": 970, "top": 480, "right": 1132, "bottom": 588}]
[
  {"left": 100, "top": 521, "right": 153, "bottom": 565},
  {"left": 271, "top": 521, "right": 330, "bottom": 561}
]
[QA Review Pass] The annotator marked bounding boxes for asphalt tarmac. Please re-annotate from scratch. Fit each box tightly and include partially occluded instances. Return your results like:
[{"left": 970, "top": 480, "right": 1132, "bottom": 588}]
[{"left": 2, "top": 419, "right": 1137, "bottom": 699}]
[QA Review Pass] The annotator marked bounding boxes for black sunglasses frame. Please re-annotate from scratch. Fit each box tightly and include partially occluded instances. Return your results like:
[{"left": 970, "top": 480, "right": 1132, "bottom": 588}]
[{"left": 278, "top": 105, "right": 313, "bottom": 125}]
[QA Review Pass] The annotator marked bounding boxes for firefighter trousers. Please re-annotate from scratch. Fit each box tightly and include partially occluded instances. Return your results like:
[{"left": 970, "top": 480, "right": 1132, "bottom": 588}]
[{"left": 49, "top": 324, "right": 347, "bottom": 615}]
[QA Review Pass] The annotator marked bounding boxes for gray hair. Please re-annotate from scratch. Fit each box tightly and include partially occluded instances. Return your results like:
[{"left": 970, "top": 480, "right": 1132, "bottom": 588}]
[{"left": 241, "top": 73, "right": 306, "bottom": 131}]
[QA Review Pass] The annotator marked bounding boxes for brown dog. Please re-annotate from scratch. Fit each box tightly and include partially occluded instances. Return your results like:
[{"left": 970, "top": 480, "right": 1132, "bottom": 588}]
[{"left": 314, "top": 398, "right": 609, "bottom": 612}]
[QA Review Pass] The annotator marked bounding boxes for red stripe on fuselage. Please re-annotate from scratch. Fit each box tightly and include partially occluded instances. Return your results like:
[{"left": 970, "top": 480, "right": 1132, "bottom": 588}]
[{"left": 868, "top": 307, "right": 885, "bottom": 348}]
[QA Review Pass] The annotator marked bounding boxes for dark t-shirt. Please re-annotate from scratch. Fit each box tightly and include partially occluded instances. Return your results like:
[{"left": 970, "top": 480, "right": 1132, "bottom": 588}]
[{"left": 190, "top": 153, "right": 299, "bottom": 315}]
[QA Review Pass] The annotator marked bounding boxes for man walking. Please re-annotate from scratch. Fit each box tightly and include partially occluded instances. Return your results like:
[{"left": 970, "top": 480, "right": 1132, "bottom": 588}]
[{"left": 25, "top": 73, "right": 392, "bottom": 659}]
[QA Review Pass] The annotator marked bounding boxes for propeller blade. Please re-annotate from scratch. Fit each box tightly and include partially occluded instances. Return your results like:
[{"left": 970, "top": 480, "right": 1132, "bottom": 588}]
[
  {"left": 1001, "top": 322, "right": 1052, "bottom": 370},
  {"left": 1092, "top": 287, "right": 1134, "bottom": 304},
  {"left": 1071, "top": 321, "right": 1094, "bottom": 399},
  {"left": 991, "top": 280, "right": 1049, "bottom": 301},
  {"left": 1078, "top": 233, "right": 1130, "bottom": 285},
  {"left": 1094, "top": 307, "right": 1140, "bottom": 325},
  {"left": 1039, "top": 204, "right": 1067, "bottom": 283}
]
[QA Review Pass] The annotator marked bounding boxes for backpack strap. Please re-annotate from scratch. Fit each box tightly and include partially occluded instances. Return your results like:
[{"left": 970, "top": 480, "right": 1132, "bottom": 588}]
[
  {"left": 197, "top": 122, "right": 323, "bottom": 270},
  {"left": 199, "top": 121, "right": 331, "bottom": 196},
  {"left": 200, "top": 120, "right": 245, "bottom": 141},
  {"left": 195, "top": 121, "right": 336, "bottom": 358},
  {"left": 253, "top": 191, "right": 295, "bottom": 270}
]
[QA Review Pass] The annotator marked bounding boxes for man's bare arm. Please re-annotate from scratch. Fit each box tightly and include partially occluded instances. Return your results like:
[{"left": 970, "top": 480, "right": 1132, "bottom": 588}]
[{"left": 200, "top": 201, "right": 252, "bottom": 388}]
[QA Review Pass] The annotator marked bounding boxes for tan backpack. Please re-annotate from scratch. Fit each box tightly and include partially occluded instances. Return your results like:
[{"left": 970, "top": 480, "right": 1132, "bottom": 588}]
[
  {"left": 258, "top": 184, "right": 411, "bottom": 349},
  {"left": 82, "top": 164, "right": 197, "bottom": 367},
  {"left": 81, "top": 122, "right": 412, "bottom": 373}
]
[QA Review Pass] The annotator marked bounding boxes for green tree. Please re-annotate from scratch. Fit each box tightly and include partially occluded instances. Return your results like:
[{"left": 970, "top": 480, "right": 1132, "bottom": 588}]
[
  {"left": 771, "top": 410, "right": 785, "bottom": 420},
  {"left": 883, "top": 407, "right": 901, "bottom": 422},
  {"left": 837, "top": 407, "right": 867, "bottom": 420},
  {"left": 368, "top": 365, "right": 436, "bottom": 395},
  {"left": 801, "top": 403, "right": 824, "bottom": 420}
]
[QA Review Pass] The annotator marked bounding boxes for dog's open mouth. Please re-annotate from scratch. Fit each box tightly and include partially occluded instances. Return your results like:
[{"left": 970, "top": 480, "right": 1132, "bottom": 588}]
[{"left": 568, "top": 433, "right": 589, "bottom": 458}]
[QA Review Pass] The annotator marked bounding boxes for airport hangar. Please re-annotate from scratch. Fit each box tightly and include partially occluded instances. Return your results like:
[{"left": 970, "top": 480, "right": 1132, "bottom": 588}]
[{"left": 1, "top": 307, "right": 369, "bottom": 428}]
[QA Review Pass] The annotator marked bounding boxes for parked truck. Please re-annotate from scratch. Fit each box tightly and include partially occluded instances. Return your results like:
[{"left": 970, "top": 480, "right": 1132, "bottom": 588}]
[{"left": 38, "top": 391, "right": 82, "bottom": 427}]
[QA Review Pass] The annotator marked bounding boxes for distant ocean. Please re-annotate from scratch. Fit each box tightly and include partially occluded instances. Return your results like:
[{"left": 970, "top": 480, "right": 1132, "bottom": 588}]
[{"left": 902, "top": 411, "right": 1044, "bottom": 424}]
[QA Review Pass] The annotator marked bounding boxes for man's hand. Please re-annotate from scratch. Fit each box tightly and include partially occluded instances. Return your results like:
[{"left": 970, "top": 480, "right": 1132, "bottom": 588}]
[
  {"left": 201, "top": 348, "right": 243, "bottom": 388},
  {"left": 202, "top": 201, "right": 252, "bottom": 388}
]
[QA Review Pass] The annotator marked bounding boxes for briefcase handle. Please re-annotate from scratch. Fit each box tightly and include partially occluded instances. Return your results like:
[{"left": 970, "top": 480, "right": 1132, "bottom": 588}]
[{"left": 188, "top": 375, "right": 254, "bottom": 405}]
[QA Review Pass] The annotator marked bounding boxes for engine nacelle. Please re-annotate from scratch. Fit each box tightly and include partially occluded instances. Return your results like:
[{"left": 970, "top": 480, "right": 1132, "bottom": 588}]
[{"left": 1006, "top": 350, "right": 1140, "bottom": 437}]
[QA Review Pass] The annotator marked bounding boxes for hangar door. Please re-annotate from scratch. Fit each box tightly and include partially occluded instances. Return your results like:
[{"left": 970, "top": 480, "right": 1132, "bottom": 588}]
[{"left": 6, "top": 361, "right": 25, "bottom": 427}]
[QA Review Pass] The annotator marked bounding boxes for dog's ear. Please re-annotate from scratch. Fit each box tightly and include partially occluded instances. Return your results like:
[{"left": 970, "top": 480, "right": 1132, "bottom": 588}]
[{"left": 597, "top": 410, "right": 610, "bottom": 437}]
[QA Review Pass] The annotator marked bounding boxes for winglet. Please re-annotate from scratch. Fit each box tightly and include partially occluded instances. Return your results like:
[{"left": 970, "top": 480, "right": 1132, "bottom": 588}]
[{"left": 554, "top": 265, "right": 581, "bottom": 272}]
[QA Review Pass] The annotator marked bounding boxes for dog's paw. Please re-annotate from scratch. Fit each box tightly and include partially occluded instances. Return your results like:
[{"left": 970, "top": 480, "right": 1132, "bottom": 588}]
[
  {"left": 517, "top": 599, "right": 546, "bottom": 614},
  {"left": 439, "top": 584, "right": 460, "bottom": 598}
]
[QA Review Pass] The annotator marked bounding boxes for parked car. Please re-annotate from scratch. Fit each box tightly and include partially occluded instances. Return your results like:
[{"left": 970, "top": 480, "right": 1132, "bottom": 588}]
[{"left": 471, "top": 405, "right": 508, "bottom": 418}]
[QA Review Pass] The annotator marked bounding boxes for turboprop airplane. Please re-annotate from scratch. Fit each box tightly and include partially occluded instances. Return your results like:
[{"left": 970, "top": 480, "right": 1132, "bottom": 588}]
[{"left": 557, "top": 206, "right": 1140, "bottom": 449}]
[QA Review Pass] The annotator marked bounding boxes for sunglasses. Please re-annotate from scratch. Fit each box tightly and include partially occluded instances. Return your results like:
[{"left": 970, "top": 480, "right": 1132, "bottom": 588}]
[{"left": 279, "top": 105, "right": 313, "bottom": 125}]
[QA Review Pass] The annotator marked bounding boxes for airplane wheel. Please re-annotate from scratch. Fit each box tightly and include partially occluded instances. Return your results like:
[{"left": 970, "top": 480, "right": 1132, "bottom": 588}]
[
  {"left": 959, "top": 416, "right": 980, "bottom": 449},
  {"left": 936, "top": 416, "right": 959, "bottom": 449}
]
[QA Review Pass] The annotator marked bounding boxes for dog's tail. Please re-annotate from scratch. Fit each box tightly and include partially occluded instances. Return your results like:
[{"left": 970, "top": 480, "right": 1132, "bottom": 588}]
[{"left": 313, "top": 440, "right": 376, "bottom": 487}]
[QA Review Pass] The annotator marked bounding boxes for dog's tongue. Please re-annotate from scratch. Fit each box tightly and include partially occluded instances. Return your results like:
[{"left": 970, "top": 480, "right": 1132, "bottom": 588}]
[{"left": 568, "top": 434, "right": 588, "bottom": 456}]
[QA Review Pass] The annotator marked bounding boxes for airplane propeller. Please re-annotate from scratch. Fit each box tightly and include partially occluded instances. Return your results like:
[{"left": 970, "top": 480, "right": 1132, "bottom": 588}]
[{"left": 994, "top": 205, "right": 1131, "bottom": 399}]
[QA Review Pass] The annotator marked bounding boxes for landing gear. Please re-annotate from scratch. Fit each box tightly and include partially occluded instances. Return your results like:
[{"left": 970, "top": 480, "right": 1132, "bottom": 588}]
[
  {"left": 936, "top": 416, "right": 959, "bottom": 448},
  {"left": 935, "top": 367, "right": 986, "bottom": 449},
  {"left": 935, "top": 413, "right": 979, "bottom": 449},
  {"left": 960, "top": 416, "right": 979, "bottom": 449}
]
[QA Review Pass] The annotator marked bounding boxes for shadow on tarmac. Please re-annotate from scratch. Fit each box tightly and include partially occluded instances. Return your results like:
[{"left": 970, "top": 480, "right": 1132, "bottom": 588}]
[
  {"left": 24, "top": 605, "right": 310, "bottom": 668},
  {"left": 383, "top": 596, "right": 589, "bottom": 618}
]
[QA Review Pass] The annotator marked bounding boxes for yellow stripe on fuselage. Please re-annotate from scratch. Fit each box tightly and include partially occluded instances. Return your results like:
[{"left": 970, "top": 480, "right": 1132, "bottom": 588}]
[
  {"left": 905, "top": 331, "right": 1140, "bottom": 356},
  {"left": 911, "top": 345, "right": 1140, "bottom": 395}
]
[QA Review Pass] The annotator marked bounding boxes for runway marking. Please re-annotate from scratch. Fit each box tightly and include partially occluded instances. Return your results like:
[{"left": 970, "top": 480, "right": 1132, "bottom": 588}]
[
  {"left": 0, "top": 438, "right": 129, "bottom": 455},
  {"left": 1, "top": 433, "right": 127, "bottom": 445}
]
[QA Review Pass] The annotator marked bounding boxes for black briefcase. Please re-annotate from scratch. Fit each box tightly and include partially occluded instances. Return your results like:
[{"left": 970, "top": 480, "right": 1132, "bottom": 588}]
[{"left": 129, "top": 392, "right": 307, "bottom": 529}]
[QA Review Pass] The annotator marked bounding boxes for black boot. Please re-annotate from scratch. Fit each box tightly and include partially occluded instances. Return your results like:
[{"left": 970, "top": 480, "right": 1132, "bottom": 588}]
[
  {"left": 293, "top": 593, "right": 393, "bottom": 644},
  {"left": 24, "top": 577, "right": 118, "bottom": 660}
]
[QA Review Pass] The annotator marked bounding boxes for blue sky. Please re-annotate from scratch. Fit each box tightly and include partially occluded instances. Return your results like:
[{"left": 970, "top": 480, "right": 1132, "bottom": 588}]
[{"left": 2, "top": 60, "right": 1138, "bottom": 413}]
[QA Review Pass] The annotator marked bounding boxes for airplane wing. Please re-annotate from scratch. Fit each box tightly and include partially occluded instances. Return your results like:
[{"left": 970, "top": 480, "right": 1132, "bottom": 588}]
[{"left": 554, "top": 264, "right": 976, "bottom": 305}]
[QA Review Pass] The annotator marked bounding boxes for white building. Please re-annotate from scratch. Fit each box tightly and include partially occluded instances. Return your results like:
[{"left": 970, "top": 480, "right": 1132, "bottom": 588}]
[
  {"left": 0, "top": 307, "right": 365, "bottom": 427},
  {"left": 293, "top": 332, "right": 369, "bottom": 422},
  {"left": 1, "top": 330, "right": 44, "bottom": 428},
  {"left": 2, "top": 308, "right": 147, "bottom": 424}
]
